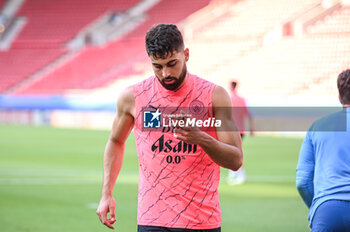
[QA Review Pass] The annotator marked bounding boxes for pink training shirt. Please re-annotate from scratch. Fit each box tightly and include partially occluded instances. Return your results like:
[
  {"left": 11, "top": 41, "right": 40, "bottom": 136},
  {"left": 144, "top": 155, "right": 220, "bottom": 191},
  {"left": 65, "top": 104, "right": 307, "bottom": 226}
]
[
  {"left": 133, "top": 73, "right": 221, "bottom": 229},
  {"left": 231, "top": 90, "right": 250, "bottom": 134}
]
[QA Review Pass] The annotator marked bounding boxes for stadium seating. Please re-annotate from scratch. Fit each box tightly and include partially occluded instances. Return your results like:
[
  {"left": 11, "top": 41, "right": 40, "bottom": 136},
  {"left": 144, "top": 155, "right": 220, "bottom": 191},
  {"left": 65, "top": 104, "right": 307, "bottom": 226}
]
[
  {"left": 15, "top": 0, "right": 211, "bottom": 94},
  {"left": 306, "top": 7, "right": 350, "bottom": 34},
  {"left": 178, "top": 0, "right": 350, "bottom": 103},
  {"left": 210, "top": 34, "right": 350, "bottom": 99},
  {"left": 12, "top": 0, "right": 140, "bottom": 46},
  {"left": 125, "top": 0, "right": 211, "bottom": 39},
  {"left": 0, "top": 48, "right": 65, "bottom": 92},
  {"left": 0, "top": 0, "right": 6, "bottom": 9},
  {"left": 2, "top": 0, "right": 350, "bottom": 103},
  {"left": 188, "top": 0, "right": 320, "bottom": 39},
  {"left": 184, "top": 0, "right": 322, "bottom": 76},
  {"left": 1, "top": 0, "right": 140, "bottom": 94},
  {"left": 16, "top": 38, "right": 145, "bottom": 94}
]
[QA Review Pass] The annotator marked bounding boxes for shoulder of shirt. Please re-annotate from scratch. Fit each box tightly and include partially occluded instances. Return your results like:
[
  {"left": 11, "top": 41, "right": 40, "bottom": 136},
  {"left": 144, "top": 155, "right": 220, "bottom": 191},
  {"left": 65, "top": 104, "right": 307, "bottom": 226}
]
[
  {"left": 189, "top": 73, "right": 216, "bottom": 86},
  {"left": 309, "top": 109, "right": 346, "bottom": 132},
  {"left": 133, "top": 75, "right": 156, "bottom": 87}
]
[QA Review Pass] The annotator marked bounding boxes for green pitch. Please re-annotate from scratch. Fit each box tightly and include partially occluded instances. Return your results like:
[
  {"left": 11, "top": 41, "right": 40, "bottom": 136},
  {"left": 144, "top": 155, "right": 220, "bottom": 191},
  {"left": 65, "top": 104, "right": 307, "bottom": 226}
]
[{"left": 0, "top": 125, "right": 308, "bottom": 232}]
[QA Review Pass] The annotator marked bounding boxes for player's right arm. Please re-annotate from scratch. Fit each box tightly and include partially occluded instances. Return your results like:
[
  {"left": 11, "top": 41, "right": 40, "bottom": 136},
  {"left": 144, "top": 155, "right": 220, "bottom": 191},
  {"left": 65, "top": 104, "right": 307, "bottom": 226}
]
[{"left": 96, "top": 86, "right": 135, "bottom": 229}]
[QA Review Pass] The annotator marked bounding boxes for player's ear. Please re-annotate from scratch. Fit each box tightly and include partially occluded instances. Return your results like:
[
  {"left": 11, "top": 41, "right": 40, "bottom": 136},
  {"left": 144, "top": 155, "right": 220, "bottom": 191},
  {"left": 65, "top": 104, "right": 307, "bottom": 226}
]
[{"left": 184, "top": 48, "right": 189, "bottom": 62}]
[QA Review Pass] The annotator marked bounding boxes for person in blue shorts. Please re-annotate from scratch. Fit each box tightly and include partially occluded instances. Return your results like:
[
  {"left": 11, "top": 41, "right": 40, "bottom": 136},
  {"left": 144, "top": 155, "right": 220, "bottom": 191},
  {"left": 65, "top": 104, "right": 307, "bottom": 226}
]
[{"left": 296, "top": 69, "right": 350, "bottom": 231}]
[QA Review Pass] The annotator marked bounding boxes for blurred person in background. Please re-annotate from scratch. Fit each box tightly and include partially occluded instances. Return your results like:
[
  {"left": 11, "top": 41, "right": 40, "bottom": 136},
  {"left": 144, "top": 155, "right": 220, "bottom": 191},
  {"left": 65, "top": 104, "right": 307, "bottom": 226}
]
[
  {"left": 96, "top": 23, "right": 243, "bottom": 232},
  {"left": 296, "top": 69, "right": 350, "bottom": 231},
  {"left": 227, "top": 81, "right": 254, "bottom": 185}
]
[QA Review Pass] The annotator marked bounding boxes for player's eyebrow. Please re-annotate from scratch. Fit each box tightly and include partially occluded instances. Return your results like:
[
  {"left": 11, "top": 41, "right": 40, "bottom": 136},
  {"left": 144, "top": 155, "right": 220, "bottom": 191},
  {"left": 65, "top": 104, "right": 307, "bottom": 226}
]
[
  {"left": 167, "top": 59, "right": 177, "bottom": 64},
  {"left": 152, "top": 59, "right": 178, "bottom": 66}
]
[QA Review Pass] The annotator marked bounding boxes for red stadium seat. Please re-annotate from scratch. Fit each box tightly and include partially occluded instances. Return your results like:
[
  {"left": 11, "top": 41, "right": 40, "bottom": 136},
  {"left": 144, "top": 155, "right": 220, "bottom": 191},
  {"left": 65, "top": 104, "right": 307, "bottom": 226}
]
[
  {"left": 14, "top": 0, "right": 211, "bottom": 94},
  {"left": 2, "top": 0, "right": 350, "bottom": 101},
  {"left": 1, "top": 0, "right": 140, "bottom": 93}
]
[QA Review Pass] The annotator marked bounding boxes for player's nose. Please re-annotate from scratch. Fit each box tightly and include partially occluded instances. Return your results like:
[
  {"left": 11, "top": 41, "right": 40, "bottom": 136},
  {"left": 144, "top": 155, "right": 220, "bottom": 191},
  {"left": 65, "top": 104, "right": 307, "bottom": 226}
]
[{"left": 162, "top": 67, "right": 171, "bottom": 78}]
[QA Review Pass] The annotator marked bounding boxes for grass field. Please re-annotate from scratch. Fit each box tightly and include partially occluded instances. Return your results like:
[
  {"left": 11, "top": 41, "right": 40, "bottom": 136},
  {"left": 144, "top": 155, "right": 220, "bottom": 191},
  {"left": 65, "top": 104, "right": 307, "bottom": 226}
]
[{"left": 0, "top": 125, "right": 309, "bottom": 232}]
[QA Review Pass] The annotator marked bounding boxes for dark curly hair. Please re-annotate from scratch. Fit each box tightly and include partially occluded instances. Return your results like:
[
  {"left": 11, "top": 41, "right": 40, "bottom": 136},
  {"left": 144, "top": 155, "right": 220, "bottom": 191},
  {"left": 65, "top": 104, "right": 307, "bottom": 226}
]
[
  {"left": 337, "top": 69, "right": 350, "bottom": 104},
  {"left": 145, "top": 24, "right": 184, "bottom": 59},
  {"left": 231, "top": 81, "right": 237, "bottom": 90}
]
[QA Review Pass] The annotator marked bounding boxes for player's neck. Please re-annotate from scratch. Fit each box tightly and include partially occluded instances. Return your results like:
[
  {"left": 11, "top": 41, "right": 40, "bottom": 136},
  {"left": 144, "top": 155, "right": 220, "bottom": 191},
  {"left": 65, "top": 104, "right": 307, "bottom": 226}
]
[{"left": 344, "top": 104, "right": 350, "bottom": 108}]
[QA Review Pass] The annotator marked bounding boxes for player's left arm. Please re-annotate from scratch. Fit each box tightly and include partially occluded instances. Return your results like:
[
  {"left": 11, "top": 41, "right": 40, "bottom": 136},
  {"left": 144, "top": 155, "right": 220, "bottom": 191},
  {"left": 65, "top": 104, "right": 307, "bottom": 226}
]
[
  {"left": 296, "top": 132, "right": 315, "bottom": 208},
  {"left": 174, "top": 86, "right": 243, "bottom": 170}
]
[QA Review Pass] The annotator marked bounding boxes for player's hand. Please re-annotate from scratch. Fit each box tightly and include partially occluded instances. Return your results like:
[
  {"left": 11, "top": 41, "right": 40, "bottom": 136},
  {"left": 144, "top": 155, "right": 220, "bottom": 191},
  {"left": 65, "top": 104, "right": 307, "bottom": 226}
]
[
  {"left": 96, "top": 196, "right": 117, "bottom": 229},
  {"left": 173, "top": 123, "right": 205, "bottom": 144},
  {"left": 171, "top": 112, "right": 207, "bottom": 144}
]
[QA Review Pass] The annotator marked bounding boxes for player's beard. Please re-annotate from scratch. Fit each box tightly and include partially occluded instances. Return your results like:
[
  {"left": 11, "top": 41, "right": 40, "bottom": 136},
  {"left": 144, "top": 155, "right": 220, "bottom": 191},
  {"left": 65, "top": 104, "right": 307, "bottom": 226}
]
[{"left": 159, "top": 64, "right": 187, "bottom": 91}]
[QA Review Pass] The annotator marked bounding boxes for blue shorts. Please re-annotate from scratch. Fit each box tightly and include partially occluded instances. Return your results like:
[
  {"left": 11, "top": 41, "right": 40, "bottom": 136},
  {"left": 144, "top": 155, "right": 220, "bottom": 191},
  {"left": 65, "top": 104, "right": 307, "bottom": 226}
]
[
  {"left": 312, "top": 200, "right": 350, "bottom": 232},
  {"left": 137, "top": 225, "right": 221, "bottom": 232}
]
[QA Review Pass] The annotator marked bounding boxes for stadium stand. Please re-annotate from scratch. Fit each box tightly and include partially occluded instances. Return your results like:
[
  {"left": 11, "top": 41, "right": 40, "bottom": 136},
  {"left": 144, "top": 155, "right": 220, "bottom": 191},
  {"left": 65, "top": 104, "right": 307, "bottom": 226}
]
[
  {"left": 306, "top": 6, "right": 350, "bottom": 34},
  {"left": 187, "top": 0, "right": 320, "bottom": 39},
  {"left": 16, "top": 38, "right": 145, "bottom": 94},
  {"left": 12, "top": 0, "right": 140, "bottom": 46},
  {"left": 1, "top": 0, "right": 140, "bottom": 94},
  {"left": 1, "top": 0, "right": 349, "bottom": 105},
  {"left": 180, "top": 0, "right": 350, "bottom": 103},
  {"left": 90, "top": 0, "right": 350, "bottom": 104},
  {"left": 0, "top": 0, "right": 6, "bottom": 9},
  {"left": 218, "top": 34, "right": 350, "bottom": 98},
  {"left": 125, "top": 0, "right": 211, "bottom": 38},
  {"left": 184, "top": 0, "right": 323, "bottom": 89},
  {"left": 0, "top": 0, "right": 8, "bottom": 9},
  {"left": 13, "top": 0, "right": 211, "bottom": 94},
  {"left": 0, "top": 48, "right": 65, "bottom": 92}
]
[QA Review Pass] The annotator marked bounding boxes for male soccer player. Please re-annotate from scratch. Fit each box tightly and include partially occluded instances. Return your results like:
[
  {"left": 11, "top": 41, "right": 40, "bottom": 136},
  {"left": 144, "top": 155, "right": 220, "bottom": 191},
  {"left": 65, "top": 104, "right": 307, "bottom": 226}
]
[
  {"left": 96, "top": 24, "right": 243, "bottom": 231},
  {"left": 296, "top": 69, "right": 350, "bottom": 231},
  {"left": 227, "top": 81, "right": 254, "bottom": 185}
]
